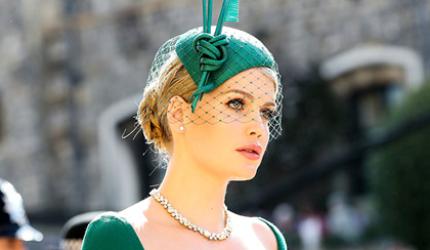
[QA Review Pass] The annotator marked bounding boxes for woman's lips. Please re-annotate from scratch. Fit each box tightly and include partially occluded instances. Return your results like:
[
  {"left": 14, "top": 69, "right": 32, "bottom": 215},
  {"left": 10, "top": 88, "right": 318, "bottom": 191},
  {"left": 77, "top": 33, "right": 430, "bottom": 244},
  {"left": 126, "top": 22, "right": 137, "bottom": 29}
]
[
  {"left": 235, "top": 144, "right": 262, "bottom": 161},
  {"left": 236, "top": 150, "right": 260, "bottom": 160}
]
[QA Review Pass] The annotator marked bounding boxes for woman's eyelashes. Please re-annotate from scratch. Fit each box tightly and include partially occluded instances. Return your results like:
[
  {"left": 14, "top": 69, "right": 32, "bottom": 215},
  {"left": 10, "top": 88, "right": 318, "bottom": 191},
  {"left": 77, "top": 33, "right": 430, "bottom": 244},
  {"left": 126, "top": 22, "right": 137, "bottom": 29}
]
[
  {"left": 261, "top": 108, "right": 276, "bottom": 120},
  {"left": 226, "top": 98, "right": 245, "bottom": 110},
  {"left": 226, "top": 97, "right": 276, "bottom": 120}
]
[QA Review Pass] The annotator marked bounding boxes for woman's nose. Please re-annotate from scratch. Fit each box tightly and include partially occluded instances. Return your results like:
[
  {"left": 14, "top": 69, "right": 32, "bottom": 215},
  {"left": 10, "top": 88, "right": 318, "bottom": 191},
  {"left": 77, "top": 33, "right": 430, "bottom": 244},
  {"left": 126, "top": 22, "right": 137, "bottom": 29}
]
[
  {"left": 249, "top": 129, "right": 262, "bottom": 138},
  {"left": 246, "top": 112, "right": 265, "bottom": 138}
]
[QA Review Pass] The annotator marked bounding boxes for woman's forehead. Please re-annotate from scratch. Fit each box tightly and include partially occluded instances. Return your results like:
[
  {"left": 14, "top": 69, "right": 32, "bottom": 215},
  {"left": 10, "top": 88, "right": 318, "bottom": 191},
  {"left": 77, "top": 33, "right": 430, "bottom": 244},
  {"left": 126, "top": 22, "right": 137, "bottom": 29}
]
[{"left": 214, "top": 68, "right": 277, "bottom": 99}]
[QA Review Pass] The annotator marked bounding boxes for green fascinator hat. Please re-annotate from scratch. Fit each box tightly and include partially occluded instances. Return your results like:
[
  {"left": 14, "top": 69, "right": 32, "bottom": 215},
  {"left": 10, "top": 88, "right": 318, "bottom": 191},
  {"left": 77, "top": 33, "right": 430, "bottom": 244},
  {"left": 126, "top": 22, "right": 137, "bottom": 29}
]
[{"left": 145, "top": 0, "right": 283, "bottom": 140}]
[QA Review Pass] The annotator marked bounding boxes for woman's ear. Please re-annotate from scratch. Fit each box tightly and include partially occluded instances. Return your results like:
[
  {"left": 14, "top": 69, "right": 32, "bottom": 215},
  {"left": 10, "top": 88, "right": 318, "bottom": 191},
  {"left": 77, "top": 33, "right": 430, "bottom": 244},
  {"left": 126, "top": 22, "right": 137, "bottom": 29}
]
[{"left": 167, "top": 95, "right": 189, "bottom": 132}]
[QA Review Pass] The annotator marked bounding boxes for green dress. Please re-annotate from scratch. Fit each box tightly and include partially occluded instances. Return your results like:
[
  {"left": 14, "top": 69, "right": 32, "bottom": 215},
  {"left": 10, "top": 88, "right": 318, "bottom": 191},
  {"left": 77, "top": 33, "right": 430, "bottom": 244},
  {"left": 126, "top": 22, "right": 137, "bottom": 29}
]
[{"left": 82, "top": 212, "right": 287, "bottom": 250}]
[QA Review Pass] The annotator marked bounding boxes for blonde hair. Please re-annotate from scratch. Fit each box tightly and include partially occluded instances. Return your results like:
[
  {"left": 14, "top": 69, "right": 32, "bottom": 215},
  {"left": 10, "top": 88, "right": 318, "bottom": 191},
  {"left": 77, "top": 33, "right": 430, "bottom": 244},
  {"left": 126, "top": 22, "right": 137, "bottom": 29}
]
[{"left": 137, "top": 54, "right": 196, "bottom": 156}]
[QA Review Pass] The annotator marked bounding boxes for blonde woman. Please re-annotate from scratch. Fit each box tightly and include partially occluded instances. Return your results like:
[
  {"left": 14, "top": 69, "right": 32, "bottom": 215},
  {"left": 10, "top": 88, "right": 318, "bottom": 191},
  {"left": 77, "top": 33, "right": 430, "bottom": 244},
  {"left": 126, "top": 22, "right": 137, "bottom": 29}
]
[{"left": 82, "top": 1, "right": 287, "bottom": 249}]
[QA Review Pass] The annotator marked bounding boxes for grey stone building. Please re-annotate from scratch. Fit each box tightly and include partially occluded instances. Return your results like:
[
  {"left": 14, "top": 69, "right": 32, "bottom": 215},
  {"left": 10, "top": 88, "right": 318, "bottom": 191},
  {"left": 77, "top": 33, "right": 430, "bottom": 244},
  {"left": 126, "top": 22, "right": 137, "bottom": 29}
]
[{"left": 0, "top": 0, "right": 429, "bottom": 216}]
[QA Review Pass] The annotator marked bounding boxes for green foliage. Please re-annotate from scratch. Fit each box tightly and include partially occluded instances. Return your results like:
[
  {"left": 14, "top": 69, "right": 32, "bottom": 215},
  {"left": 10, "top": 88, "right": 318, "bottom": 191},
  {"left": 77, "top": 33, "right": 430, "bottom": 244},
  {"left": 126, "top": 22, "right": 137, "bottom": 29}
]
[{"left": 367, "top": 82, "right": 430, "bottom": 250}]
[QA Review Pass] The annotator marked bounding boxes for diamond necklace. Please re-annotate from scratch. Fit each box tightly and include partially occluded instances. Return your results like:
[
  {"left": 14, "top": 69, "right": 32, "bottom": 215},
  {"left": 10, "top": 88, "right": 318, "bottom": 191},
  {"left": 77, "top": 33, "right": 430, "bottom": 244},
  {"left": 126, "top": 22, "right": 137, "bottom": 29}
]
[{"left": 149, "top": 188, "right": 232, "bottom": 241}]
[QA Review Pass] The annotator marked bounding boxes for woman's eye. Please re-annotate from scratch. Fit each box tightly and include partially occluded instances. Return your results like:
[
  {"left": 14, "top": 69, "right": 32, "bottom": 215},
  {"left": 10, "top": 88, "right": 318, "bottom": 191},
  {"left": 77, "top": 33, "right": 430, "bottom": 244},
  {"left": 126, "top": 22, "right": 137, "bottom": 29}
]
[
  {"left": 261, "top": 109, "right": 276, "bottom": 120},
  {"left": 227, "top": 98, "right": 245, "bottom": 110}
]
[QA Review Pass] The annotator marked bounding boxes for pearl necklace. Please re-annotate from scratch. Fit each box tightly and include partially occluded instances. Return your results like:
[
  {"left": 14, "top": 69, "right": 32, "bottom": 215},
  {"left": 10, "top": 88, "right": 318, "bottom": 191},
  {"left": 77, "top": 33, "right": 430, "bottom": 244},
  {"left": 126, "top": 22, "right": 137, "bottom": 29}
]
[{"left": 149, "top": 188, "right": 232, "bottom": 241}]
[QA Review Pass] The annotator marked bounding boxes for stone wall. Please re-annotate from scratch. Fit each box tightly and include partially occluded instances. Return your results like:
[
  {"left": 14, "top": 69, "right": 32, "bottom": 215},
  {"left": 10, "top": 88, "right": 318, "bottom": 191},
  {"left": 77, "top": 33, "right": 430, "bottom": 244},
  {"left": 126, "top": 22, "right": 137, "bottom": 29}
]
[{"left": 0, "top": 0, "right": 429, "bottom": 214}]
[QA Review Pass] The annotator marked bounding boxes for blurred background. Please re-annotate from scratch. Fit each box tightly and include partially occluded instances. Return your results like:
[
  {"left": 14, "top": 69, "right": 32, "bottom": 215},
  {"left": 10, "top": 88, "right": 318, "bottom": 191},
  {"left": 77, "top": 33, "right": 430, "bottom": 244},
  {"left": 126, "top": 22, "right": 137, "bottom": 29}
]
[{"left": 1, "top": 0, "right": 430, "bottom": 249}]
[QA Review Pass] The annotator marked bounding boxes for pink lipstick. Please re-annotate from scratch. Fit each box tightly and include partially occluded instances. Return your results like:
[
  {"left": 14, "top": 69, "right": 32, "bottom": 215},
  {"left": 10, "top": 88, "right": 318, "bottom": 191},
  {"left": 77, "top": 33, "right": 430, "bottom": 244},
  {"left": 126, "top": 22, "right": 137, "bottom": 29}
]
[{"left": 235, "top": 144, "right": 262, "bottom": 160}]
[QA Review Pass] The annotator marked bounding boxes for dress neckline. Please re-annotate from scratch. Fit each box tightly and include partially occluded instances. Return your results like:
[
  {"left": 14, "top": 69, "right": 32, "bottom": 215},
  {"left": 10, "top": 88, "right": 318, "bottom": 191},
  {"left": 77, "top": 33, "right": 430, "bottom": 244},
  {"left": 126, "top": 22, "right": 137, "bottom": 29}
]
[{"left": 106, "top": 212, "right": 285, "bottom": 250}]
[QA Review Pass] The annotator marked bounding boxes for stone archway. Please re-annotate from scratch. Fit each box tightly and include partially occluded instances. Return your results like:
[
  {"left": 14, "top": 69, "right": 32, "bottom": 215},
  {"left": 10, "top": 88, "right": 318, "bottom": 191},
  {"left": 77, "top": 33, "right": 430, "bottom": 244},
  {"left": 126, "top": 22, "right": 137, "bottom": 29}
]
[
  {"left": 320, "top": 45, "right": 424, "bottom": 93},
  {"left": 320, "top": 45, "right": 424, "bottom": 129},
  {"left": 319, "top": 45, "right": 424, "bottom": 195}
]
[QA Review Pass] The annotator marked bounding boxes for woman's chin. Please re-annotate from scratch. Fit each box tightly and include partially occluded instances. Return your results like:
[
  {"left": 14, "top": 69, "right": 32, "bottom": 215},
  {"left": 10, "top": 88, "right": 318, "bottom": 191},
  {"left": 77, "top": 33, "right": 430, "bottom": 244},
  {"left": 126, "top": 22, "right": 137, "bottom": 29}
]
[
  {"left": 230, "top": 166, "right": 259, "bottom": 181},
  {"left": 231, "top": 174, "right": 257, "bottom": 181}
]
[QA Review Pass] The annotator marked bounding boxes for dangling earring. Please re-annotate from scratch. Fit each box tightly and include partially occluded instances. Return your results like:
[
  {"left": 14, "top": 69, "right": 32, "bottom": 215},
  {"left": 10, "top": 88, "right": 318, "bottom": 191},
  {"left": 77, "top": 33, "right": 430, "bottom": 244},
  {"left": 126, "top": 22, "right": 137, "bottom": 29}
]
[{"left": 179, "top": 125, "right": 184, "bottom": 131}]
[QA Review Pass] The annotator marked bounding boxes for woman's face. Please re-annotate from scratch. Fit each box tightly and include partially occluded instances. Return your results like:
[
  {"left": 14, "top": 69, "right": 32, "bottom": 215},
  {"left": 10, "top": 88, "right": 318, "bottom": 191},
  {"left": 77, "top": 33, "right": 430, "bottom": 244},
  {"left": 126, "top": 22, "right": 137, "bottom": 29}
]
[{"left": 177, "top": 67, "right": 278, "bottom": 181}]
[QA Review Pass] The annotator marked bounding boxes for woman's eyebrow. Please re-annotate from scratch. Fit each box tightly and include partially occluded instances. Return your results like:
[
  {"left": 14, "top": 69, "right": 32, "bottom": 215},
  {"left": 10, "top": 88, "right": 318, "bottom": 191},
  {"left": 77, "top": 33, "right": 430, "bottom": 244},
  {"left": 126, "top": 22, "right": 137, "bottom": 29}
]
[{"left": 221, "top": 89, "right": 276, "bottom": 107}]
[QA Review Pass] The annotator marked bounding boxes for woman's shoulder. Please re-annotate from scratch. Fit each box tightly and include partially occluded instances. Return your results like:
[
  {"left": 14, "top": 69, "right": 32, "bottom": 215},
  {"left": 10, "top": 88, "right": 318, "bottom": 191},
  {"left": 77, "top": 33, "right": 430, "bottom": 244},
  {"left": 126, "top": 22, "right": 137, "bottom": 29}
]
[
  {"left": 81, "top": 211, "right": 144, "bottom": 250},
  {"left": 254, "top": 216, "right": 288, "bottom": 250},
  {"left": 231, "top": 212, "right": 288, "bottom": 250},
  {"left": 83, "top": 211, "right": 132, "bottom": 237},
  {"left": 118, "top": 197, "right": 154, "bottom": 229}
]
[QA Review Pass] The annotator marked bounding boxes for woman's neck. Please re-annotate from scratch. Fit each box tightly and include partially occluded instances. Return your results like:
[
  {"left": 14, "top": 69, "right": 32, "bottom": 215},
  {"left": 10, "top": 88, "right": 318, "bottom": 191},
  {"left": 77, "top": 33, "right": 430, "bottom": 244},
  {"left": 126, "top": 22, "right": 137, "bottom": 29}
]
[{"left": 157, "top": 156, "right": 230, "bottom": 232}]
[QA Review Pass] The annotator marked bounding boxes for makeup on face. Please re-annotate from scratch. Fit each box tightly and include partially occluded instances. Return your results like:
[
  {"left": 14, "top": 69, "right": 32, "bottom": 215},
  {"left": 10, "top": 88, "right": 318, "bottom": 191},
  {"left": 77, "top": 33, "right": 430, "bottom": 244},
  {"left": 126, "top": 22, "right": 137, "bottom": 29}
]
[
  {"left": 220, "top": 89, "right": 276, "bottom": 122},
  {"left": 235, "top": 143, "right": 262, "bottom": 161}
]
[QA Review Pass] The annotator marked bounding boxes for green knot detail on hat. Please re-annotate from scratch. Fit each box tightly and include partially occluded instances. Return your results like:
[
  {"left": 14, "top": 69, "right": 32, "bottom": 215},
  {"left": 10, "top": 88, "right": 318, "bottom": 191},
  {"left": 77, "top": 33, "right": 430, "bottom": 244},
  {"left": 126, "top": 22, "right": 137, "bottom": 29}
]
[
  {"left": 190, "top": 33, "right": 230, "bottom": 104},
  {"left": 193, "top": 33, "right": 229, "bottom": 72}
]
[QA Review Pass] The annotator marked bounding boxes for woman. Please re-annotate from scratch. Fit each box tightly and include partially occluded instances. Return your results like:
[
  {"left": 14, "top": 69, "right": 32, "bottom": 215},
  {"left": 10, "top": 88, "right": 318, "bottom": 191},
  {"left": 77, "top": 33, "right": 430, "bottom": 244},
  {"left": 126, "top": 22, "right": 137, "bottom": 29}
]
[{"left": 82, "top": 1, "right": 287, "bottom": 249}]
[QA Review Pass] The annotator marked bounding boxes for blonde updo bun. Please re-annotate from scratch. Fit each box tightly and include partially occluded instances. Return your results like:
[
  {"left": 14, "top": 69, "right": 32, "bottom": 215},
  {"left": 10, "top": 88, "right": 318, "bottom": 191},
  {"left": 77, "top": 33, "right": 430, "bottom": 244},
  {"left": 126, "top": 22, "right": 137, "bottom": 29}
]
[{"left": 137, "top": 54, "right": 196, "bottom": 155}]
